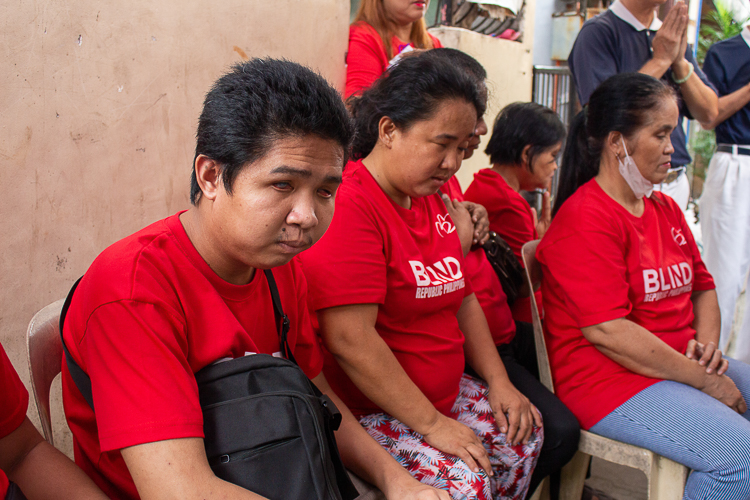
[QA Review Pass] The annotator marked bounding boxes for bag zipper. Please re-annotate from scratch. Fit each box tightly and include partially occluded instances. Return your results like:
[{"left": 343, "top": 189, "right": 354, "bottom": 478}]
[{"left": 214, "top": 437, "right": 297, "bottom": 465}]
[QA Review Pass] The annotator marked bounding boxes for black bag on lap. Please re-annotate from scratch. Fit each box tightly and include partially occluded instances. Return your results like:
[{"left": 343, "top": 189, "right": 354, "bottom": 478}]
[
  {"left": 194, "top": 270, "right": 358, "bottom": 499},
  {"left": 197, "top": 353, "right": 353, "bottom": 499},
  {"left": 60, "top": 271, "right": 358, "bottom": 500},
  {"left": 482, "top": 231, "right": 525, "bottom": 305}
]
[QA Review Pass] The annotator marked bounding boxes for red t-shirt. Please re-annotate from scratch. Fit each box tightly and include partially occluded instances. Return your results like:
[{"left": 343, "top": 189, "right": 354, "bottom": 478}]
[
  {"left": 345, "top": 21, "right": 443, "bottom": 99},
  {"left": 1, "top": 343, "right": 29, "bottom": 498},
  {"left": 62, "top": 213, "right": 324, "bottom": 500},
  {"left": 537, "top": 180, "right": 715, "bottom": 429},
  {"left": 442, "top": 177, "right": 516, "bottom": 345},
  {"left": 464, "top": 168, "right": 541, "bottom": 324},
  {"left": 301, "top": 161, "right": 470, "bottom": 417}
]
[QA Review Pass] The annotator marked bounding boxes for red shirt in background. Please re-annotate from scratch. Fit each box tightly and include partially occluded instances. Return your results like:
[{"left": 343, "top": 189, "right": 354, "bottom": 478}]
[
  {"left": 345, "top": 21, "right": 443, "bottom": 99},
  {"left": 301, "top": 161, "right": 470, "bottom": 417},
  {"left": 464, "top": 168, "right": 541, "bottom": 324},
  {"left": 62, "top": 213, "right": 324, "bottom": 500},
  {"left": 537, "top": 180, "right": 715, "bottom": 429},
  {"left": 443, "top": 177, "right": 516, "bottom": 345},
  {"left": 0, "top": 343, "right": 29, "bottom": 498}
]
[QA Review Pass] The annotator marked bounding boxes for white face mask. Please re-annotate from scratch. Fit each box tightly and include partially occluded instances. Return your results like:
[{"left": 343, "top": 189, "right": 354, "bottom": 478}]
[{"left": 618, "top": 138, "right": 653, "bottom": 199}]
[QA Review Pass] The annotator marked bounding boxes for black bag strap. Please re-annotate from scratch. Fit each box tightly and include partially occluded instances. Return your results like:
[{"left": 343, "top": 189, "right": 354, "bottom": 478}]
[
  {"left": 5, "top": 482, "right": 29, "bottom": 500},
  {"left": 262, "top": 269, "right": 297, "bottom": 365},
  {"left": 60, "top": 270, "right": 296, "bottom": 411},
  {"left": 59, "top": 276, "right": 94, "bottom": 410}
]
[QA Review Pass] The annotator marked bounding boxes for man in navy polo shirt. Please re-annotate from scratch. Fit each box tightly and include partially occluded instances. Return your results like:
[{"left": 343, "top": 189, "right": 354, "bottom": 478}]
[
  {"left": 568, "top": 0, "right": 718, "bottom": 209},
  {"left": 699, "top": 26, "right": 750, "bottom": 363}
]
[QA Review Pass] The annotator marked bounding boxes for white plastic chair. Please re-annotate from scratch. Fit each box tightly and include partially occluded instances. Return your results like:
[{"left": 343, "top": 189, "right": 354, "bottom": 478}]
[
  {"left": 520, "top": 240, "right": 689, "bottom": 500},
  {"left": 26, "top": 299, "right": 66, "bottom": 446}
]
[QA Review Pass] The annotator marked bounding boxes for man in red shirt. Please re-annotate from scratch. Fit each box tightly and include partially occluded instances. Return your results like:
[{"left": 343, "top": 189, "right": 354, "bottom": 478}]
[{"left": 62, "top": 59, "right": 450, "bottom": 500}]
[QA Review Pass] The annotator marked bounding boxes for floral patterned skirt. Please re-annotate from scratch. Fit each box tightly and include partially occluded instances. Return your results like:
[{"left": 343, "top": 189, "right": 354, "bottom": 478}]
[{"left": 358, "top": 374, "right": 543, "bottom": 500}]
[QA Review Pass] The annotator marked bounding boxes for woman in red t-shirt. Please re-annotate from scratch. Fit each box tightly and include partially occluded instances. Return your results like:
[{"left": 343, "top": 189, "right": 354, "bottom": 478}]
[
  {"left": 465, "top": 102, "right": 566, "bottom": 325},
  {"left": 0, "top": 342, "right": 106, "bottom": 500},
  {"left": 460, "top": 100, "right": 578, "bottom": 498},
  {"left": 302, "top": 54, "right": 542, "bottom": 500},
  {"left": 345, "top": 0, "right": 442, "bottom": 99},
  {"left": 541, "top": 73, "right": 750, "bottom": 498},
  {"left": 420, "top": 49, "right": 578, "bottom": 497}
]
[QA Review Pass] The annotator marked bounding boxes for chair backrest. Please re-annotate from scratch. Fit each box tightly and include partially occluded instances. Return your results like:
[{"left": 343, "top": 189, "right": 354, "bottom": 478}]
[
  {"left": 520, "top": 240, "right": 555, "bottom": 394},
  {"left": 26, "top": 299, "right": 66, "bottom": 446}
]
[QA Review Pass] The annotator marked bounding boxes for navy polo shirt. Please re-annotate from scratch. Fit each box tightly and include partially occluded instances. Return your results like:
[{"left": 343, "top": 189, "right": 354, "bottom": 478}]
[
  {"left": 569, "top": 4, "right": 717, "bottom": 166},
  {"left": 703, "top": 32, "right": 750, "bottom": 145}
]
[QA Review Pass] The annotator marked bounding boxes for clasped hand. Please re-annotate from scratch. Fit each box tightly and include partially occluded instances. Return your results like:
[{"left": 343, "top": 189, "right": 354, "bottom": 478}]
[
  {"left": 685, "top": 339, "right": 728, "bottom": 375},
  {"left": 686, "top": 339, "right": 747, "bottom": 414},
  {"left": 530, "top": 190, "right": 552, "bottom": 239},
  {"left": 650, "top": 2, "right": 689, "bottom": 69}
]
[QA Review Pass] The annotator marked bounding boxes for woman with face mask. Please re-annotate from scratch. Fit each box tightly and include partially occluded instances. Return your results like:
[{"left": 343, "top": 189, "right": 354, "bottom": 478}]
[
  {"left": 301, "top": 54, "right": 543, "bottom": 500},
  {"left": 540, "top": 72, "right": 750, "bottom": 499},
  {"left": 345, "top": 0, "right": 442, "bottom": 99}
]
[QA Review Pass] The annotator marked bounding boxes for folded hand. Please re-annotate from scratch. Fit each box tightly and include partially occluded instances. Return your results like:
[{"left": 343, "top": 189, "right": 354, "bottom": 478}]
[{"left": 685, "top": 339, "right": 728, "bottom": 375}]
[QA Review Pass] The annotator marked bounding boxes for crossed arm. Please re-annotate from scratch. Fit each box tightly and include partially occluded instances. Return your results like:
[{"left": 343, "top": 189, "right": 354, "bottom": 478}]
[{"left": 582, "top": 288, "right": 745, "bottom": 415}]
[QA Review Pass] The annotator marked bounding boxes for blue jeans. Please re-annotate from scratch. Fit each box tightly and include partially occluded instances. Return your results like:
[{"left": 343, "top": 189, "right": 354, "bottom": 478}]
[{"left": 590, "top": 358, "right": 750, "bottom": 500}]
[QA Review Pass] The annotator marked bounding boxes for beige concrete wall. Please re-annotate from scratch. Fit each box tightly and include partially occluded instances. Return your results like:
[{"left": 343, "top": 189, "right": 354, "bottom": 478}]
[
  {"left": 0, "top": 0, "right": 349, "bottom": 457},
  {"left": 430, "top": 13, "right": 536, "bottom": 190}
]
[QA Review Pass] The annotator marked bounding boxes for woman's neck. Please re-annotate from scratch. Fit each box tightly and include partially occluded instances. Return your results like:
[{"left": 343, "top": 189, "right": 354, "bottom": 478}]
[
  {"left": 362, "top": 147, "right": 412, "bottom": 209},
  {"left": 491, "top": 164, "right": 522, "bottom": 193},
  {"left": 595, "top": 156, "right": 645, "bottom": 217},
  {"left": 391, "top": 22, "right": 413, "bottom": 43}
]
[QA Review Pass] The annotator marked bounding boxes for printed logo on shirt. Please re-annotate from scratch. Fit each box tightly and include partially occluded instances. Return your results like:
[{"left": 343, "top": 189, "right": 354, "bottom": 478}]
[
  {"left": 435, "top": 213, "right": 456, "bottom": 238},
  {"left": 671, "top": 227, "right": 687, "bottom": 246},
  {"left": 409, "top": 258, "right": 466, "bottom": 299},
  {"left": 642, "top": 262, "right": 692, "bottom": 302}
]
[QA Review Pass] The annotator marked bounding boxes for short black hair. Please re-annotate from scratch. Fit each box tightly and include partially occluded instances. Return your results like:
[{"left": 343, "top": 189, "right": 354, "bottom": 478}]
[
  {"left": 484, "top": 102, "right": 566, "bottom": 170},
  {"left": 191, "top": 58, "right": 353, "bottom": 204},
  {"left": 348, "top": 54, "right": 485, "bottom": 160}
]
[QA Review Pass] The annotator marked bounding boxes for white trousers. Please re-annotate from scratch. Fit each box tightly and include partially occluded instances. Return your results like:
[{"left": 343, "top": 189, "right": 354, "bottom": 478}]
[
  {"left": 700, "top": 150, "right": 750, "bottom": 362},
  {"left": 653, "top": 170, "right": 690, "bottom": 210}
]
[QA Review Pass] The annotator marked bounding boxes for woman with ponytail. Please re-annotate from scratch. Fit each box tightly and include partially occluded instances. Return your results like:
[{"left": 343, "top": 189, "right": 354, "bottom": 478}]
[
  {"left": 540, "top": 72, "right": 750, "bottom": 499},
  {"left": 301, "top": 54, "right": 543, "bottom": 500},
  {"left": 345, "top": 0, "right": 442, "bottom": 99}
]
